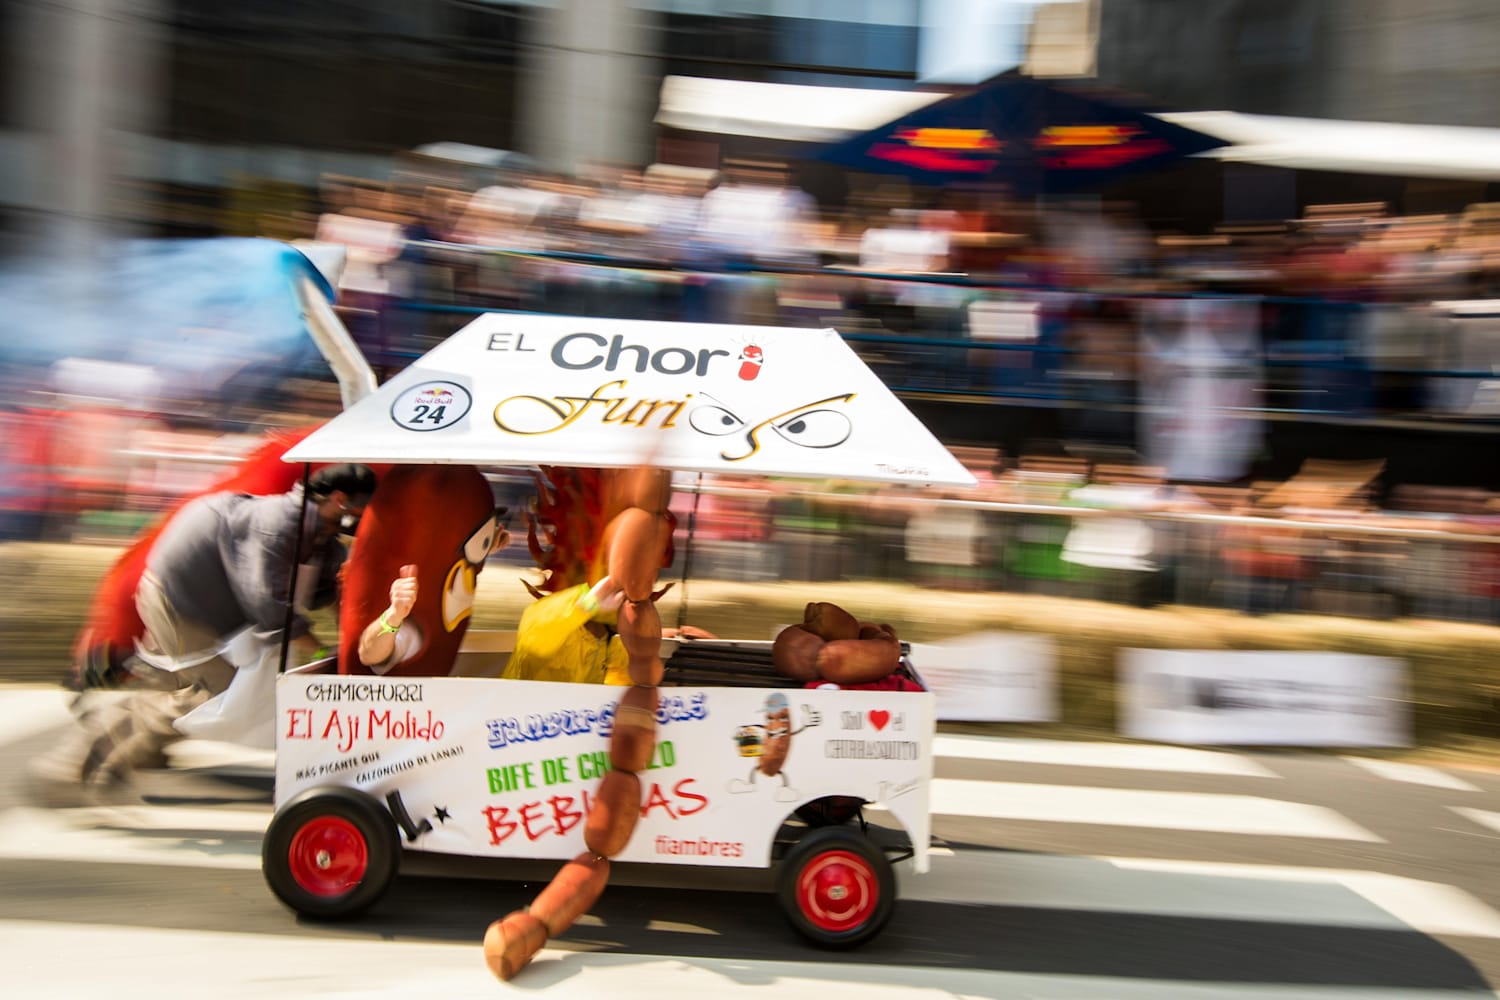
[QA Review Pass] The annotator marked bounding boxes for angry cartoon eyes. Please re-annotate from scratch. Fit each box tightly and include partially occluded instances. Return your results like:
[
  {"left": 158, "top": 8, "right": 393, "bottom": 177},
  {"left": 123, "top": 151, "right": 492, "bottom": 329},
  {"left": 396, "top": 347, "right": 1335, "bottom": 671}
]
[
  {"left": 688, "top": 394, "right": 855, "bottom": 460},
  {"left": 462, "top": 507, "right": 508, "bottom": 565}
]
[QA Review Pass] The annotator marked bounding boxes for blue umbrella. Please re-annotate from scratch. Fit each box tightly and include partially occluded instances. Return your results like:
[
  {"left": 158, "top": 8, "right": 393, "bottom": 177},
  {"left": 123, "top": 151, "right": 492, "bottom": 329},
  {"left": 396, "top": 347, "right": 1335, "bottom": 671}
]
[{"left": 814, "top": 74, "right": 1227, "bottom": 195}]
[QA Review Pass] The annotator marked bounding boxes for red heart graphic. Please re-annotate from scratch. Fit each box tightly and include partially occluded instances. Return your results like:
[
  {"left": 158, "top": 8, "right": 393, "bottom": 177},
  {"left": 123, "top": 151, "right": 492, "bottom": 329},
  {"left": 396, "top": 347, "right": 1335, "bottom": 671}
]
[{"left": 869, "top": 710, "right": 890, "bottom": 732}]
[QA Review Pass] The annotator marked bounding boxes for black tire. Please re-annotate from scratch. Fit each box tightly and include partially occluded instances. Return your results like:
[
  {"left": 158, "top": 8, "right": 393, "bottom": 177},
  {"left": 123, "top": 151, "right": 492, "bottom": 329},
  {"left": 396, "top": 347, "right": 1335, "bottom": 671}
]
[
  {"left": 262, "top": 786, "right": 399, "bottom": 920},
  {"left": 776, "top": 826, "right": 895, "bottom": 948}
]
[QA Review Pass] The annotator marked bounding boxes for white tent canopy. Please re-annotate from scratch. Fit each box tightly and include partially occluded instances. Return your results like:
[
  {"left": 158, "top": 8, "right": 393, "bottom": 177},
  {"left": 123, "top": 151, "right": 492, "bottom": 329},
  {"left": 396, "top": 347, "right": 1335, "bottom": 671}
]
[
  {"left": 657, "top": 74, "right": 1500, "bottom": 182},
  {"left": 1157, "top": 111, "right": 1500, "bottom": 182},
  {"left": 655, "top": 75, "right": 947, "bottom": 144}
]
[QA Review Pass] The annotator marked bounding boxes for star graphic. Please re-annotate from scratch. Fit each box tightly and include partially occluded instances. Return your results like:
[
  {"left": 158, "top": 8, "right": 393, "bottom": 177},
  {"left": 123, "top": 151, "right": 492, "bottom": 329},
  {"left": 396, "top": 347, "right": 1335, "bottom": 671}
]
[{"left": 433, "top": 805, "right": 451, "bottom": 824}]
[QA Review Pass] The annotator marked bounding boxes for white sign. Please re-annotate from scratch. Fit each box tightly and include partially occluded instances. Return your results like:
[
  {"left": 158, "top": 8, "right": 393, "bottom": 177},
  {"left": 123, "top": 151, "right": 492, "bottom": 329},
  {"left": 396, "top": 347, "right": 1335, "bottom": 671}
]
[
  {"left": 1120, "top": 649, "right": 1409, "bottom": 747},
  {"left": 282, "top": 314, "right": 975, "bottom": 487},
  {"left": 275, "top": 675, "right": 936, "bottom": 872},
  {"left": 1137, "top": 297, "right": 1263, "bottom": 483},
  {"left": 908, "top": 632, "right": 1057, "bottom": 723}
]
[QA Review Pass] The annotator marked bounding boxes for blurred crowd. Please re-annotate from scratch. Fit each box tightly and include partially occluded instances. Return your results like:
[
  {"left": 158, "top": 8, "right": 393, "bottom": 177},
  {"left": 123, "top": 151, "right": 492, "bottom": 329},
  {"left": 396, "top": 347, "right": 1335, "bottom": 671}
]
[
  {"left": 3, "top": 154, "right": 1500, "bottom": 628},
  {"left": 278, "top": 159, "right": 1500, "bottom": 430}
]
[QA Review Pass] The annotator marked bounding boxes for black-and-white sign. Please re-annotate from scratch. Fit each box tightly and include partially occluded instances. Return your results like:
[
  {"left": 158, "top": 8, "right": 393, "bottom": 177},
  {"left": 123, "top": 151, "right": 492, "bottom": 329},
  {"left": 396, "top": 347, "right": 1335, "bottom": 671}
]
[
  {"left": 909, "top": 632, "right": 1057, "bottom": 723},
  {"left": 1120, "top": 649, "right": 1409, "bottom": 747}
]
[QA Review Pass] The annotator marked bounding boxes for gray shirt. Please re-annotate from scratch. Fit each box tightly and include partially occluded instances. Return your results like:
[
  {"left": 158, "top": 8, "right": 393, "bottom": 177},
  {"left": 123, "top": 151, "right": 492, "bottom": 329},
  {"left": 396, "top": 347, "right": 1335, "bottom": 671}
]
[{"left": 144, "top": 486, "right": 346, "bottom": 641}]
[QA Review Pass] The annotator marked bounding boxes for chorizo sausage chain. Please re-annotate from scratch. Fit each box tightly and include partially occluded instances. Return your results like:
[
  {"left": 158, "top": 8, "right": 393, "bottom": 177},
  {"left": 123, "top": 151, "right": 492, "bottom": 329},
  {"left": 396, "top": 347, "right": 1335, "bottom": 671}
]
[{"left": 484, "top": 482, "right": 670, "bottom": 980}]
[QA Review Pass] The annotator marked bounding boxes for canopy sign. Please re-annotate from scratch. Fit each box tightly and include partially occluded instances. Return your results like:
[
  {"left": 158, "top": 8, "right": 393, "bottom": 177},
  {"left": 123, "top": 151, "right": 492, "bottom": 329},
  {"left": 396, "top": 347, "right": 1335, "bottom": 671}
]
[{"left": 284, "top": 314, "right": 976, "bottom": 487}]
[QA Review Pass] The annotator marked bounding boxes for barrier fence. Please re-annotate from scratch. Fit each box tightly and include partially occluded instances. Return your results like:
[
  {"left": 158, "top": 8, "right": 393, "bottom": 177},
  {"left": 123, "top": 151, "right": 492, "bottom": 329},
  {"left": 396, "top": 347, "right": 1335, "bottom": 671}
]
[{"left": 667, "top": 481, "right": 1500, "bottom": 628}]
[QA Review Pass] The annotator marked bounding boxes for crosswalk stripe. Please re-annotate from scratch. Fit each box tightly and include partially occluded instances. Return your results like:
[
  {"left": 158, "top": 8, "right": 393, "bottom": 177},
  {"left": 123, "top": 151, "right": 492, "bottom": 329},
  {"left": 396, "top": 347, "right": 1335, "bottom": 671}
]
[
  {"left": 933, "top": 733, "right": 1279, "bottom": 777},
  {"left": 908, "top": 847, "right": 1500, "bottom": 939},
  {"left": 1450, "top": 807, "right": 1500, "bottom": 837},
  {"left": 1103, "top": 856, "right": 1500, "bottom": 940},
  {"left": 1343, "top": 757, "right": 1482, "bottom": 791},
  {"left": 926, "top": 778, "right": 1384, "bottom": 841}
]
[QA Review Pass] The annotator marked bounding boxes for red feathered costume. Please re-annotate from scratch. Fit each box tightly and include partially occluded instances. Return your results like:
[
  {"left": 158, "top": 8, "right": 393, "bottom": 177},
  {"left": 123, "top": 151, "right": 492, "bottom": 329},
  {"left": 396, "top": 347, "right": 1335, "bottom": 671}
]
[
  {"left": 72, "top": 424, "right": 329, "bottom": 689},
  {"left": 337, "top": 464, "right": 499, "bottom": 676}
]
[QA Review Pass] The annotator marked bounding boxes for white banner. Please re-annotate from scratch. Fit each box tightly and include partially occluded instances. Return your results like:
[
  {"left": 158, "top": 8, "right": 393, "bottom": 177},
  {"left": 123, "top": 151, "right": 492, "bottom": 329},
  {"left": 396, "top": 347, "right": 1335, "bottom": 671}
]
[
  {"left": 1137, "top": 297, "right": 1262, "bottom": 483},
  {"left": 275, "top": 676, "right": 936, "bottom": 871},
  {"left": 908, "top": 632, "right": 1057, "bottom": 722},
  {"left": 1120, "top": 649, "right": 1409, "bottom": 747},
  {"left": 283, "top": 314, "right": 974, "bottom": 487}
]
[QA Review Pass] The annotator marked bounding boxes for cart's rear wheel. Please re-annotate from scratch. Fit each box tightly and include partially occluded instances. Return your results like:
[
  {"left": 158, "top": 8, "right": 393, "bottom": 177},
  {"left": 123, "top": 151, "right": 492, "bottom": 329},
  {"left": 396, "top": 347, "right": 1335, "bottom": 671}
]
[
  {"left": 263, "top": 787, "right": 398, "bottom": 920},
  {"left": 777, "top": 827, "right": 894, "bottom": 948}
]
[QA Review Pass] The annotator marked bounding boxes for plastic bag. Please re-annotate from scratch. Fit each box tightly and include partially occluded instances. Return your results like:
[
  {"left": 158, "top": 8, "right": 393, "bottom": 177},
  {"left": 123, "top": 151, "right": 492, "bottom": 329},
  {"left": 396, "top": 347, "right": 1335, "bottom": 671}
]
[{"left": 172, "top": 628, "right": 279, "bottom": 748}]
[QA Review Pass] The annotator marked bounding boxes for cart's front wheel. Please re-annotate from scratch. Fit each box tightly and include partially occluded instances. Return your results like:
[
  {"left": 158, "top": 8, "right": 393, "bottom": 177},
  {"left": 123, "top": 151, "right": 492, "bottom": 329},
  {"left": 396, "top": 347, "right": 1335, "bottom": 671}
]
[
  {"left": 263, "top": 787, "right": 398, "bottom": 920},
  {"left": 777, "top": 827, "right": 895, "bottom": 948}
]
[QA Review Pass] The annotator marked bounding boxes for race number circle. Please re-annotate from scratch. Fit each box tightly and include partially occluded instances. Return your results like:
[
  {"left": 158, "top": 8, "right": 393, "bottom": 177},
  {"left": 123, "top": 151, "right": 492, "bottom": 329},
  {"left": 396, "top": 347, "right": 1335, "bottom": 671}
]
[{"left": 391, "top": 381, "right": 472, "bottom": 432}]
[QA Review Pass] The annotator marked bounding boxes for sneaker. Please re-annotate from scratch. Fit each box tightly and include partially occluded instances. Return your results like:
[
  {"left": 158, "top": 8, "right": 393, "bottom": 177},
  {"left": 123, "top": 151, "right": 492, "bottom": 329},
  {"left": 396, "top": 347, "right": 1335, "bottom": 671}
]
[
  {"left": 83, "top": 765, "right": 140, "bottom": 807},
  {"left": 25, "top": 749, "right": 93, "bottom": 809}
]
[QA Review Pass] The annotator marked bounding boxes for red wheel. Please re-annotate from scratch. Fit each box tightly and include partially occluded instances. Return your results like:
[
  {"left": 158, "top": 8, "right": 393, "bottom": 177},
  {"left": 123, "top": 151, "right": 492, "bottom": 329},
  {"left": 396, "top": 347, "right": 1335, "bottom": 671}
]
[
  {"left": 777, "top": 827, "right": 895, "bottom": 947},
  {"left": 287, "top": 816, "right": 370, "bottom": 897},
  {"left": 263, "top": 787, "right": 398, "bottom": 919}
]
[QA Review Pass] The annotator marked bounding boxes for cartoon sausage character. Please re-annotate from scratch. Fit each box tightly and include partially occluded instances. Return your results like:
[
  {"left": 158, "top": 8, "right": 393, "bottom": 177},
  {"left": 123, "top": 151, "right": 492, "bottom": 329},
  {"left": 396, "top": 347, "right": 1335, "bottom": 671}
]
[
  {"left": 728, "top": 692, "right": 821, "bottom": 802},
  {"left": 760, "top": 692, "right": 794, "bottom": 777}
]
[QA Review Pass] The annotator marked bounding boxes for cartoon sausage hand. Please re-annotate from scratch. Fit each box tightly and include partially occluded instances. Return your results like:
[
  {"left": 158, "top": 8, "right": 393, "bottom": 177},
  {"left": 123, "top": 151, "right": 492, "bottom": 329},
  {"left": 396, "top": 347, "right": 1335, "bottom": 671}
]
[{"left": 388, "top": 564, "right": 418, "bottom": 620}]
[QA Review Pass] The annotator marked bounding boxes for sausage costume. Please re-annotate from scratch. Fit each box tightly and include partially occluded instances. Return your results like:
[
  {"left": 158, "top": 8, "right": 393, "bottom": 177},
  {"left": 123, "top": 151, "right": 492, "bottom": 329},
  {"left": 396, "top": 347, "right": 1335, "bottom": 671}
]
[
  {"left": 483, "top": 465, "right": 674, "bottom": 980},
  {"left": 337, "top": 464, "right": 501, "bottom": 676}
]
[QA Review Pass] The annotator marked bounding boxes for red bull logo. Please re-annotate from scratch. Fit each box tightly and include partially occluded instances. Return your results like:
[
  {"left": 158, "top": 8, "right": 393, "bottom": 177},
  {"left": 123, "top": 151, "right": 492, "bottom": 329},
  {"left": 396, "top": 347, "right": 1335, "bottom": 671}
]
[
  {"left": 866, "top": 126, "right": 1002, "bottom": 173},
  {"left": 894, "top": 128, "right": 1002, "bottom": 152},
  {"left": 1033, "top": 125, "right": 1172, "bottom": 169}
]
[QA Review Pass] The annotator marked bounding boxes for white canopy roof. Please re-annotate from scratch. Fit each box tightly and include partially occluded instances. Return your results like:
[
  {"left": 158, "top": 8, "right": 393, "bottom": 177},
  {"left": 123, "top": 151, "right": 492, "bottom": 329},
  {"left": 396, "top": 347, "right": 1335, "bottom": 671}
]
[
  {"left": 1157, "top": 111, "right": 1500, "bottom": 182},
  {"left": 655, "top": 75, "right": 946, "bottom": 144},
  {"left": 284, "top": 313, "right": 976, "bottom": 488}
]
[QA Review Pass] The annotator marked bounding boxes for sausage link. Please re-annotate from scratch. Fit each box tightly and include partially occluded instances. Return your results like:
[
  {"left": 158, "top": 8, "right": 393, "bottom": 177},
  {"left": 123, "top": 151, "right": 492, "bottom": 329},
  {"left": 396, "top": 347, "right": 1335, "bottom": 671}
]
[
  {"left": 606, "top": 508, "right": 670, "bottom": 602},
  {"left": 608, "top": 468, "right": 672, "bottom": 517},
  {"left": 610, "top": 685, "right": 658, "bottom": 773},
  {"left": 584, "top": 769, "right": 641, "bottom": 857},
  {"left": 618, "top": 598, "right": 662, "bottom": 662},
  {"left": 627, "top": 655, "right": 664, "bottom": 687},
  {"left": 803, "top": 601, "right": 860, "bottom": 641},
  {"left": 528, "top": 851, "right": 612, "bottom": 937},
  {"left": 483, "top": 909, "right": 548, "bottom": 981},
  {"left": 815, "top": 636, "right": 900, "bottom": 685},
  {"left": 772, "top": 624, "right": 825, "bottom": 682}
]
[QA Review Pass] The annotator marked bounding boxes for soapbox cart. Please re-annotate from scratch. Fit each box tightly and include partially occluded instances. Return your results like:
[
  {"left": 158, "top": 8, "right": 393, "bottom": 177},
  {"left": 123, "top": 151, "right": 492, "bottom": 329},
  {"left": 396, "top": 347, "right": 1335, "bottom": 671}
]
[{"left": 260, "top": 312, "right": 976, "bottom": 947}]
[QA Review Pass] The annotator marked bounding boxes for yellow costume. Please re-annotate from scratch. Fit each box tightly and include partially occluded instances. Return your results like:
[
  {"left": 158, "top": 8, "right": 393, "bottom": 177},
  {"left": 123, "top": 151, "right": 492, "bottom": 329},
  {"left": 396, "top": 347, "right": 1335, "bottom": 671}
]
[{"left": 502, "top": 583, "right": 630, "bottom": 685}]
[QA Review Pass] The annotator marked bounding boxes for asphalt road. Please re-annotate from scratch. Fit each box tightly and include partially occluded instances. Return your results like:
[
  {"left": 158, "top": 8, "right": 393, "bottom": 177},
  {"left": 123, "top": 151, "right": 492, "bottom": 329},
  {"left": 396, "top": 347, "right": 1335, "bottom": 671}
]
[{"left": 4, "top": 684, "right": 1500, "bottom": 999}]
